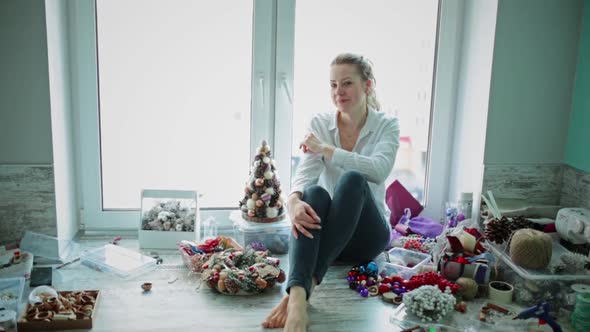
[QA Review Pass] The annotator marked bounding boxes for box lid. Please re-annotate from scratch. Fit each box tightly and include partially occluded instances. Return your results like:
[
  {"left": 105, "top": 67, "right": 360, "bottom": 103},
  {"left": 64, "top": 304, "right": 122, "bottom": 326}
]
[{"left": 80, "top": 244, "right": 156, "bottom": 278}]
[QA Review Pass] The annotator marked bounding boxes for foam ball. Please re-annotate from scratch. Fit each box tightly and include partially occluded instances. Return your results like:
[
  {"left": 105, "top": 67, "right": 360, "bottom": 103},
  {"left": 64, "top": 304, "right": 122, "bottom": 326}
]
[
  {"left": 266, "top": 207, "right": 278, "bottom": 218},
  {"left": 265, "top": 187, "right": 275, "bottom": 195},
  {"left": 246, "top": 199, "right": 255, "bottom": 209},
  {"left": 510, "top": 229, "right": 552, "bottom": 270},
  {"left": 264, "top": 171, "right": 273, "bottom": 179}
]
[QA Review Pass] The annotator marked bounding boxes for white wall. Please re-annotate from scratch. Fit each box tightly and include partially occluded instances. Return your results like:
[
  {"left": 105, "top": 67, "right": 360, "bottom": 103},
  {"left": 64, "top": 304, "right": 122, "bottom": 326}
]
[
  {"left": 448, "top": 1, "right": 498, "bottom": 206},
  {"left": 0, "top": 0, "right": 53, "bottom": 164},
  {"left": 45, "top": 0, "right": 79, "bottom": 240},
  {"left": 484, "top": 0, "right": 583, "bottom": 165}
]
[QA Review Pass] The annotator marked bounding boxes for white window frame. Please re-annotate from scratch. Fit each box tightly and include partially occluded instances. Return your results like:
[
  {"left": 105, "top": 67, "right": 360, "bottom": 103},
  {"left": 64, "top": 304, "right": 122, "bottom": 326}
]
[{"left": 69, "top": 0, "right": 461, "bottom": 230}]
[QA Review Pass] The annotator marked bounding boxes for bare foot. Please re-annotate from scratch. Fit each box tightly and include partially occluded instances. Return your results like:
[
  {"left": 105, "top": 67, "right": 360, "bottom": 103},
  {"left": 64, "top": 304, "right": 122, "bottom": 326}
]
[
  {"left": 284, "top": 287, "right": 309, "bottom": 332},
  {"left": 262, "top": 295, "right": 290, "bottom": 328}
]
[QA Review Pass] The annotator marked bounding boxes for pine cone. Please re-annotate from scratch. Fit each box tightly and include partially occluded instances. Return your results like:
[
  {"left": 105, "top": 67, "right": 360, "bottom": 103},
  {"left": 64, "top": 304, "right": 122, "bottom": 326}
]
[
  {"left": 560, "top": 252, "right": 590, "bottom": 271},
  {"left": 265, "top": 279, "right": 276, "bottom": 288},
  {"left": 509, "top": 216, "right": 534, "bottom": 232},
  {"left": 484, "top": 217, "right": 511, "bottom": 244},
  {"left": 207, "top": 277, "right": 217, "bottom": 289},
  {"left": 224, "top": 279, "right": 240, "bottom": 294},
  {"left": 551, "top": 262, "right": 566, "bottom": 274},
  {"left": 255, "top": 169, "right": 264, "bottom": 178},
  {"left": 255, "top": 207, "right": 266, "bottom": 217}
]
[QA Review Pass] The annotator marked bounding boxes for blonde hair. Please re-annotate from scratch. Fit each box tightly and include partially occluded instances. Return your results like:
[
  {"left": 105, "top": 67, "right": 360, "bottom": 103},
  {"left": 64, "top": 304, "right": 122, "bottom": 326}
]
[{"left": 331, "top": 53, "right": 381, "bottom": 111}]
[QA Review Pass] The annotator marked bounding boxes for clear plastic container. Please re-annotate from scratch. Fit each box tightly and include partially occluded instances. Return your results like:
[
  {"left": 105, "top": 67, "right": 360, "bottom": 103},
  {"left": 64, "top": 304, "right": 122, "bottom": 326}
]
[
  {"left": 139, "top": 189, "right": 200, "bottom": 249},
  {"left": 488, "top": 240, "right": 590, "bottom": 307},
  {"left": 382, "top": 247, "right": 431, "bottom": 280},
  {"left": 0, "top": 277, "right": 25, "bottom": 312},
  {"left": 488, "top": 240, "right": 590, "bottom": 282},
  {"left": 80, "top": 244, "right": 157, "bottom": 278},
  {"left": 390, "top": 299, "right": 529, "bottom": 331},
  {"left": 230, "top": 211, "right": 290, "bottom": 254},
  {"left": 19, "top": 231, "right": 79, "bottom": 263}
]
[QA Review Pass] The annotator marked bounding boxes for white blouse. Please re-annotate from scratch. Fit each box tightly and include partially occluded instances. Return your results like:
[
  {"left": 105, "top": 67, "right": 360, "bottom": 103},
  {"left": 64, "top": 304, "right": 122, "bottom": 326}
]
[{"left": 290, "top": 107, "right": 400, "bottom": 221}]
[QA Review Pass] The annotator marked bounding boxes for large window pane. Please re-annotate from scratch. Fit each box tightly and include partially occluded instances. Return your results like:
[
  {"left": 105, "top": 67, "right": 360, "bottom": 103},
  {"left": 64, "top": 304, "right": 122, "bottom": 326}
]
[
  {"left": 292, "top": 0, "right": 438, "bottom": 202},
  {"left": 96, "top": 0, "right": 253, "bottom": 209}
]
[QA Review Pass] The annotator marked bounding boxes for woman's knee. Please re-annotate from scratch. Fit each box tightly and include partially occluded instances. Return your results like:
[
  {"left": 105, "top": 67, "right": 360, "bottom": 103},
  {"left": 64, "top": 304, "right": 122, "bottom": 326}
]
[
  {"left": 338, "top": 170, "right": 367, "bottom": 190},
  {"left": 303, "top": 185, "right": 330, "bottom": 204}
]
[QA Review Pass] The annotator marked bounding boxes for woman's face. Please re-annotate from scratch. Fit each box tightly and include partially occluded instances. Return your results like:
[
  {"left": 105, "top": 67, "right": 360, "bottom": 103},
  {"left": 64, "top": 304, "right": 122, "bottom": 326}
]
[{"left": 330, "top": 64, "right": 370, "bottom": 113}]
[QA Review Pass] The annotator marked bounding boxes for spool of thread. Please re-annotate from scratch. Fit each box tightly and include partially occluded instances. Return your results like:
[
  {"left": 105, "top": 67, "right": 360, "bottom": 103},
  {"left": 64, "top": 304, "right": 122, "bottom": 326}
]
[
  {"left": 571, "top": 289, "right": 590, "bottom": 331},
  {"left": 509, "top": 228, "right": 552, "bottom": 270},
  {"left": 488, "top": 281, "right": 513, "bottom": 304}
]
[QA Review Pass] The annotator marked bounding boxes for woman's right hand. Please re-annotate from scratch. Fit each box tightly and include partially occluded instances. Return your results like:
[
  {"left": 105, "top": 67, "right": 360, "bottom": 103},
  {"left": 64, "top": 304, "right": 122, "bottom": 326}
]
[{"left": 288, "top": 196, "right": 321, "bottom": 239}]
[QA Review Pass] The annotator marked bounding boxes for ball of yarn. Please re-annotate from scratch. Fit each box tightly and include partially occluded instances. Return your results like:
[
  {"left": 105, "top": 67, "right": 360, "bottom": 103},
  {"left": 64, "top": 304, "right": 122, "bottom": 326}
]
[
  {"left": 509, "top": 229, "right": 552, "bottom": 270},
  {"left": 455, "top": 277, "right": 478, "bottom": 300}
]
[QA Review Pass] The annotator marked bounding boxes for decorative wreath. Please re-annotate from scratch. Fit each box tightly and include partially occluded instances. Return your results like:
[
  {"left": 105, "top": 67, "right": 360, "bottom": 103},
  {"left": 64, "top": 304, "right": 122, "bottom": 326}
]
[{"left": 179, "top": 236, "right": 286, "bottom": 295}]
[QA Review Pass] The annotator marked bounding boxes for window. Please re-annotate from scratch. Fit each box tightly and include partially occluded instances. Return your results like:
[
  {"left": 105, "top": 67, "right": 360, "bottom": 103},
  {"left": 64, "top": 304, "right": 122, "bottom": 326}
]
[
  {"left": 70, "top": 0, "right": 461, "bottom": 229},
  {"left": 292, "top": 0, "right": 439, "bottom": 203},
  {"left": 95, "top": 0, "right": 254, "bottom": 210}
]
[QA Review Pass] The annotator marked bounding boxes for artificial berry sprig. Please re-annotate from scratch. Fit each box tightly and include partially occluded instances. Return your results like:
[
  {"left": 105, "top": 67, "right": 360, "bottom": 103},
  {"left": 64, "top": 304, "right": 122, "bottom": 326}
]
[{"left": 407, "top": 271, "right": 458, "bottom": 294}]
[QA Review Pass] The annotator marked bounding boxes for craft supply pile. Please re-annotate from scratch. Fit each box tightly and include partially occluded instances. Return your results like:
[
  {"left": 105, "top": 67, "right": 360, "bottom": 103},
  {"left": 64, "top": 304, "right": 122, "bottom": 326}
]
[{"left": 345, "top": 191, "right": 590, "bottom": 331}]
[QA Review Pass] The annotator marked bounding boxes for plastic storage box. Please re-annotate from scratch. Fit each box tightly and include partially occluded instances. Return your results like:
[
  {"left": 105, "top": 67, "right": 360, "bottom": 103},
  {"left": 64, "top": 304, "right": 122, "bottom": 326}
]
[
  {"left": 382, "top": 248, "right": 431, "bottom": 280},
  {"left": 80, "top": 244, "right": 157, "bottom": 278},
  {"left": 139, "top": 189, "right": 200, "bottom": 249},
  {"left": 230, "top": 211, "right": 290, "bottom": 254},
  {"left": 0, "top": 277, "right": 25, "bottom": 312},
  {"left": 488, "top": 239, "right": 590, "bottom": 307}
]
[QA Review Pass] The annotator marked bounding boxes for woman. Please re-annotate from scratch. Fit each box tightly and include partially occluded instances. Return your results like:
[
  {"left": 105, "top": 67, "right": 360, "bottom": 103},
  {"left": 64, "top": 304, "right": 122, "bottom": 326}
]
[{"left": 262, "top": 53, "right": 400, "bottom": 331}]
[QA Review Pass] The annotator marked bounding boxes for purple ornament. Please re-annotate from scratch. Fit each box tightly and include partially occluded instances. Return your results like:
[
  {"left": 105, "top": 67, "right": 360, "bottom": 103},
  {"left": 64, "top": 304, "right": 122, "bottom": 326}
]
[
  {"left": 457, "top": 213, "right": 466, "bottom": 222},
  {"left": 356, "top": 285, "right": 365, "bottom": 292},
  {"left": 366, "top": 280, "right": 375, "bottom": 287},
  {"left": 400, "top": 286, "right": 407, "bottom": 293},
  {"left": 360, "top": 288, "right": 369, "bottom": 297},
  {"left": 249, "top": 241, "right": 267, "bottom": 251},
  {"left": 347, "top": 276, "right": 355, "bottom": 282}
]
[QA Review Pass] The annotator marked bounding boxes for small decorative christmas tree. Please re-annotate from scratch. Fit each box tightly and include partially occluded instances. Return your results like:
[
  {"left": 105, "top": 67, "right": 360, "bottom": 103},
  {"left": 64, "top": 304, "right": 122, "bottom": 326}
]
[{"left": 239, "top": 140, "right": 285, "bottom": 222}]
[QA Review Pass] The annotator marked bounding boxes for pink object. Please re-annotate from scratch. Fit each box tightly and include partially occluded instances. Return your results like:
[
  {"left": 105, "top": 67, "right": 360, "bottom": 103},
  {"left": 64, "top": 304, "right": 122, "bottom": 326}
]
[{"left": 386, "top": 180, "right": 424, "bottom": 228}]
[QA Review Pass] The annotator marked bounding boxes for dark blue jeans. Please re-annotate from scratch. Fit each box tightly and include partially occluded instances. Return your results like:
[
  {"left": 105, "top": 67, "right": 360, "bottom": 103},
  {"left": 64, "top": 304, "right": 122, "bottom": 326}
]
[{"left": 286, "top": 171, "right": 390, "bottom": 299}]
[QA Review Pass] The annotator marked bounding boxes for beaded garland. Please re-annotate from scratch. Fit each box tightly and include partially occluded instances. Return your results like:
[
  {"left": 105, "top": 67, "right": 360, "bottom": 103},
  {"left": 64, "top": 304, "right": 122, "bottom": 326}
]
[
  {"left": 346, "top": 263, "right": 458, "bottom": 302},
  {"left": 399, "top": 235, "right": 436, "bottom": 254}
]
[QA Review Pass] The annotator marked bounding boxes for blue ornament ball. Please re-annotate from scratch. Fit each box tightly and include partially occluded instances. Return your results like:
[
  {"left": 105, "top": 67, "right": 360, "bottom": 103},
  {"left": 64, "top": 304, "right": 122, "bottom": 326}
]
[{"left": 366, "top": 262, "right": 378, "bottom": 274}]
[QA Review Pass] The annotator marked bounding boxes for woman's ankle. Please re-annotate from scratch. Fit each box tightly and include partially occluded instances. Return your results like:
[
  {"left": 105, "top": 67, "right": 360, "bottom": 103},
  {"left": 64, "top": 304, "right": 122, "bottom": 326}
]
[{"left": 289, "top": 286, "right": 307, "bottom": 302}]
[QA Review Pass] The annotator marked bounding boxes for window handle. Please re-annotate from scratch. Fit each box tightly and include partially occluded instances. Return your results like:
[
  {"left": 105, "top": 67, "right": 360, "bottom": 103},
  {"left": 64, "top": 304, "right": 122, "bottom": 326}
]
[
  {"left": 280, "top": 73, "right": 293, "bottom": 105},
  {"left": 258, "top": 73, "right": 265, "bottom": 109}
]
